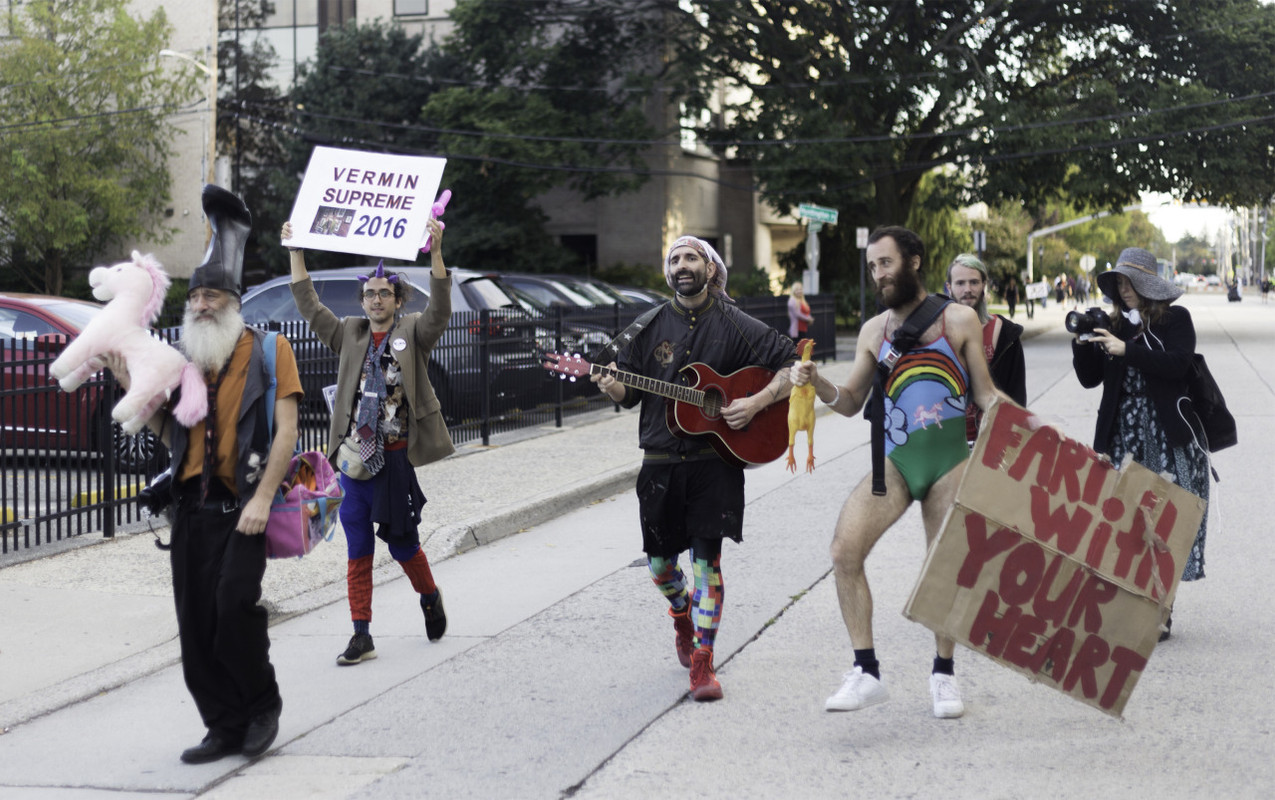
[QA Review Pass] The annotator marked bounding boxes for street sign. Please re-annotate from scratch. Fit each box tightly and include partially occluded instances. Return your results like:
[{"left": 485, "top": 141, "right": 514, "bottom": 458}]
[
  {"left": 856, "top": 226, "right": 869, "bottom": 248},
  {"left": 797, "top": 203, "right": 839, "bottom": 225}
]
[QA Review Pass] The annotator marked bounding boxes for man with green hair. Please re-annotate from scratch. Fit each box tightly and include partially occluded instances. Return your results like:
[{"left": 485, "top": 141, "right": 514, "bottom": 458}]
[{"left": 946, "top": 253, "right": 1027, "bottom": 442}]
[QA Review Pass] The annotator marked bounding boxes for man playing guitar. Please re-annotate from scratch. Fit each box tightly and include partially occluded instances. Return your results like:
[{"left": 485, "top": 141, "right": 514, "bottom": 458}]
[{"left": 592, "top": 235, "right": 796, "bottom": 703}]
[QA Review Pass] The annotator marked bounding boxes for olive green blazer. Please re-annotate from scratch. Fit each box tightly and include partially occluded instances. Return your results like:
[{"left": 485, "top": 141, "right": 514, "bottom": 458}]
[{"left": 291, "top": 272, "right": 455, "bottom": 467}]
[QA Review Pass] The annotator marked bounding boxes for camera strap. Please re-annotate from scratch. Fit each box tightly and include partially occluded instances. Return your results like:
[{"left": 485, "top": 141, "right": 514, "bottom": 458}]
[{"left": 868, "top": 294, "right": 951, "bottom": 495}]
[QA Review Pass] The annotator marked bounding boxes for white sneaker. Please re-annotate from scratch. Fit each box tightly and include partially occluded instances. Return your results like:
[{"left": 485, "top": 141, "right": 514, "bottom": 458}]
[
  {"left": 825, "top": 666, "right": 889, "bottom": 712},
  {"left": 929, "top": 673, "right": 965, "bottom": 719}
]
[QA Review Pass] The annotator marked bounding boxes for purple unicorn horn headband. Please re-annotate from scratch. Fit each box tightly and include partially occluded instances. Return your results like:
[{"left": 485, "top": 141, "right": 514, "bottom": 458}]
[{"left": 357, "top": 260, "right": 399, "bottom": 284}]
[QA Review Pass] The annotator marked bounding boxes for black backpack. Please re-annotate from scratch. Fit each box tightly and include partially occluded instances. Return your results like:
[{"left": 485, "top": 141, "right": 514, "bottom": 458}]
[{"left": 1180, "top": 353, "right": 1237, "bottom": 455}]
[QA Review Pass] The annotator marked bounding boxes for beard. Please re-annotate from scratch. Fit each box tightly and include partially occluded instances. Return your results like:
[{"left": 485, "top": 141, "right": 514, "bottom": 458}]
[
  {"left": 672, "top": 269, "right": 709, "bottom": 298},
  {"left": 877, "top": 267, "right": 922, "bottom": 310},
  {"left": 182, "top": 305, "right": 245, "bottom": 373}
]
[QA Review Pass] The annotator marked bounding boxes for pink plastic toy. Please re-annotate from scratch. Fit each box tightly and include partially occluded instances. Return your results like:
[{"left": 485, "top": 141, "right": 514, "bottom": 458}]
[{"left": 420, "top": 189, "right": 452, "bottom": 253}]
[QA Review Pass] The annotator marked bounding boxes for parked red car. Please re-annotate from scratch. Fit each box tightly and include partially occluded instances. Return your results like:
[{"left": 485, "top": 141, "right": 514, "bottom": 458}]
[{"left": 0, "top": 292, "right": 158, "bottom": 472}]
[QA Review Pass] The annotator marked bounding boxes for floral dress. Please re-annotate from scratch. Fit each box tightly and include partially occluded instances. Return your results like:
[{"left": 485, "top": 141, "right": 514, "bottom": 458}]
[{"left": 1107, "top": 366, "right": 1209, "bottom": 581}]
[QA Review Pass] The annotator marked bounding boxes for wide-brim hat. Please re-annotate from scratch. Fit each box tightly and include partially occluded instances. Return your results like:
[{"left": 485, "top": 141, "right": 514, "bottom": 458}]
[{"left": 1096, "top": 247, "right": 1183, "bottom": 305}]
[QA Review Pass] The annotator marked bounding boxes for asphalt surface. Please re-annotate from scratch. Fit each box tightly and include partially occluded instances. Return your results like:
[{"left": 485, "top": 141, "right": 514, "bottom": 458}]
[{"left": 0, "top": 290, "right": 1270, "bottom": 799}]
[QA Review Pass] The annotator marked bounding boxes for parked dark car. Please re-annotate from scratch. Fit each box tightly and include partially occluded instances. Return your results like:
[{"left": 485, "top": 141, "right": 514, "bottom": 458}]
[
  {"left": 497, "top": 273, "right": 599, "bottom": 310},
  {"left": 614, "top": 285, "right": 671, "bottom": 306},
  {"left": 240, "top": 267, "right": 599, "bottom": 422},
  {"left": 0, "top": 293, "right": 160, "bottom": 472}
]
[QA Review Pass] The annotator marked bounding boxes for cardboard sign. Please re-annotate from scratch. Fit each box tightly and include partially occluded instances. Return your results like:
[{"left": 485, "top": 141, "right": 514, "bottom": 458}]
[
  {"left": 286, "top": 146, "right": 447, "bottom": 260},
  {"left": 904, "top": 402, "right": 1205, "bottom": 717},
  {"left": 1025, "top": 281, "right": 1050, "bottom": 300}
]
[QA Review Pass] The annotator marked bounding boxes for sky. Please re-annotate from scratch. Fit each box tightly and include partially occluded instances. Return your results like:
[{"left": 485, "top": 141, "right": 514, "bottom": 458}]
[{"left": 1139, "top": 192, "right": 1232, "bottom": 244}]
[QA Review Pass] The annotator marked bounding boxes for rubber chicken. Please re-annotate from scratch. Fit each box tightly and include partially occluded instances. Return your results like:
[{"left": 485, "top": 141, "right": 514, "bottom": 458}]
[{"left": 786, "top": 338, "right": 816, "bottom": 473}]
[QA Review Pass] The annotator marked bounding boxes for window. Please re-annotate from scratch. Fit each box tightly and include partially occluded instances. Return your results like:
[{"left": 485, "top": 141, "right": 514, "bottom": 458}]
[{"left": 395, "top": 0, "right": 429, "bottom": 15}]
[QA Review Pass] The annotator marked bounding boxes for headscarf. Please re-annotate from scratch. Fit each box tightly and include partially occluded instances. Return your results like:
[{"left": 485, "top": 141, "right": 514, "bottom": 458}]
[{"left": 664, "top": 236, "right": 730, "bottom": 300}]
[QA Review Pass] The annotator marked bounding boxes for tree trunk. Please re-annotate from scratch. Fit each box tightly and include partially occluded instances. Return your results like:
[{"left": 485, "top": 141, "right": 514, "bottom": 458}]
[{"left": 45, "top": 251, "right": 64, "bottom": 297}]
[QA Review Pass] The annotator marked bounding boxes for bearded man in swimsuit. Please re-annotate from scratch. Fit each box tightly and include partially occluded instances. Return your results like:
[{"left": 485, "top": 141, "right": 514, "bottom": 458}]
[{"left": 791, "top": 226, "right": 1011, "bottom": 719}]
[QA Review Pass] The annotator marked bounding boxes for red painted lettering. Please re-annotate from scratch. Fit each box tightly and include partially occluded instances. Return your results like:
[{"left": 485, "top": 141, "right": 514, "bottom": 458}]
[
  {"left": 956, "top": 513, "right": 1019, "bottom": 587},
  {"left": 1031, "top": 555, "right": 1085, "bottom": 627},
  {"left": 1063, "top": 633, "right": 1110, "bottom": 699},
  {"left": 1029, "top": 485, "right": 1093, "bottom": 555},
  {"left": 1028, "top": 626, "right": 1076, "bottom": 683},
  {"left": 1099, "top": 646, "right": 1149, "bottom": 710},
  {"left": 998, "top": 543, "right": 1045, "bottom": 606},
  {"left": 1002, "top": 612, "right": 1047, "bottom": 669},
  {"left": 1066, "top": 575, "right": 1117, "bottom": 633},
  {"left": 981, "top": 403, "right": 1033, "bottom": 470},
  {"left": 1045, "top": 438, "right": 1091, "bottom": 503},
  {"left": 1081, "top": 453, "right": 1112, "bottom": 506},
  {"left": 1007, "top": 424, "right": 1059, "bottom": 486},
  {"left": 968, "top": 590, "right": 1020, "bottom": 658}
]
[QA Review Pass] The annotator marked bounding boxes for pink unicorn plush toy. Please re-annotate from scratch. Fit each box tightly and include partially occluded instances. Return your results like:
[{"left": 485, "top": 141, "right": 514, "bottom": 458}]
[{"left": 50, "top": 251, "right": 207, "bottom": 434}]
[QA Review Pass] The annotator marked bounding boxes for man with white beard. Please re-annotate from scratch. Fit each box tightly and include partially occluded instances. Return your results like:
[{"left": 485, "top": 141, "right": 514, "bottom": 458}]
[{"left": 119, "top": 185, "right": 303, "bottom": 764}]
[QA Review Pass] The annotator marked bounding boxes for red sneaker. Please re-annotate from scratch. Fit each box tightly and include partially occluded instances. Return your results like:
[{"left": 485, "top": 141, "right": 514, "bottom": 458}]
[
  {"left": 689, "top": 648, "right": 723, "bottom": 702},
  {"left": 670, "top": 605, "right": 694, "bottom": 668}
]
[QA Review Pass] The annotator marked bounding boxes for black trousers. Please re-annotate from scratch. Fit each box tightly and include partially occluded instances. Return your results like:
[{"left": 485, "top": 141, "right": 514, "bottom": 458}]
[{"left": 170, "top": 498, "right": 280, "bottom": 740}]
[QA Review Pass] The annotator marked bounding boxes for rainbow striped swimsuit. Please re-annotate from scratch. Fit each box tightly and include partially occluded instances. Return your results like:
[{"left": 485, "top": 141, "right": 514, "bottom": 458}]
[{"left": 877, "top": 326, "right": 970, "bottom": 500}]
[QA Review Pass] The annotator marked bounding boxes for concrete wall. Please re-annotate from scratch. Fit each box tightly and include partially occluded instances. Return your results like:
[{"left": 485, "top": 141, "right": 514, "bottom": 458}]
[{"left": 119, "top": 0, "right": 217, "bottom": 279}]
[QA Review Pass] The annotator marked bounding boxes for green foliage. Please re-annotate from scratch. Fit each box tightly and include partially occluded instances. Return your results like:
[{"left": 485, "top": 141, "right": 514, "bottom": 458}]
[
  {"left": 662, "top": 0, "right": 1275, "bottom": 313},
  {"left": 726, "top": 264, "right": 775, "bottom": 298},
  {"left": 0, "top": 0, "right": 200, "bottom": 295}
]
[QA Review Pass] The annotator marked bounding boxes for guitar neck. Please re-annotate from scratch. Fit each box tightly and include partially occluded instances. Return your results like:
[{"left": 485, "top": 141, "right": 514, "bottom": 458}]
[{"left": 593, "top": 363, "right": 705, "bottom": 408}]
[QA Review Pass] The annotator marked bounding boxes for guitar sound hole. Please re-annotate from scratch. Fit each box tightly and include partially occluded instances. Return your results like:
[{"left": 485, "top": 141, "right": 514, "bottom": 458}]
[{"left": 703, "top": 391, "right": 723, "bottom": 418}]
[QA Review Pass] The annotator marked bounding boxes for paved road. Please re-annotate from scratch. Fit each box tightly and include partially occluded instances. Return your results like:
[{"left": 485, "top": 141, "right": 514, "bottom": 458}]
[{"left": 0, "top": 292, "right": 1270, "bottom": 799}]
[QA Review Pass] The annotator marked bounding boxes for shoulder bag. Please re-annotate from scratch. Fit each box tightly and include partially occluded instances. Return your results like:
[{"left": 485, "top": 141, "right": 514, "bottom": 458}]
[{"left": 262, "top": 331, "right": 344, "bottom": 558}]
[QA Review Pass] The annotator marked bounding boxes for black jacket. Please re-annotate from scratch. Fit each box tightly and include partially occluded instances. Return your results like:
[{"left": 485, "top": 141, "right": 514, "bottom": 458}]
[
  {"left": 990, "top": 315, "right": 1027, "bottom": 406},
  {"left": 1072, "top": 305, "right": 1196, "bottom": 452}
]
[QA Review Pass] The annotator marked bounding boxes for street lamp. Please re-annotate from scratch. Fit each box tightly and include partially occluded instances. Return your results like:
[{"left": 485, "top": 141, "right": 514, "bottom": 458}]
[{"left": 158, "top": 48, "right": 217, "bottom": 187}]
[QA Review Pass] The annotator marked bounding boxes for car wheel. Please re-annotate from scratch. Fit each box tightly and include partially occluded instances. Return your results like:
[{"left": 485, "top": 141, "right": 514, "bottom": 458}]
[{"left": 113, "top": 423, "right": 159, "bottom": 474}]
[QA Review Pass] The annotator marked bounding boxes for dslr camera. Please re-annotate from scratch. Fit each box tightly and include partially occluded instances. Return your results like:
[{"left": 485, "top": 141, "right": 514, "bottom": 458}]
[{"left": 1065, "top": 307, "right": 1112, "bottom": 342}]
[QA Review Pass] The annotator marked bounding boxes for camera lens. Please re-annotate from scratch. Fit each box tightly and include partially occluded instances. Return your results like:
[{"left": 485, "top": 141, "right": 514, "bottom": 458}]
[{"left": 1064, "top": 310, "right": 1086, "bottom": 334}]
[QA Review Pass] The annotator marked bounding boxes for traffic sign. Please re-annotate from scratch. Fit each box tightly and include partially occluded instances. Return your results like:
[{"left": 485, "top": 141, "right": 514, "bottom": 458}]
[{"left": 797, "top": 203, "right": 839, "bottom": 224}]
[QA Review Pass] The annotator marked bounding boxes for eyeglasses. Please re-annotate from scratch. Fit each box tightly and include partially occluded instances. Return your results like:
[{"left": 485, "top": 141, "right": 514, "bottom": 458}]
[{"left": 362, "top": 289, "right": 395, "bottom": 301}]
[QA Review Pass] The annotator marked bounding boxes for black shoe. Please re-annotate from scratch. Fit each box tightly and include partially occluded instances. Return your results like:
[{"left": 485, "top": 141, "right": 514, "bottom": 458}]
[
  {"left": 1159, "top": 613, "right": 1173, "bottom": 642},
  {"left": 180, "top": 731, "right": 241, "bottom": 764},
  {"left": 242, "top": 709, "right": 280, "bottom": 758},
  {"left": 421, "top": 589, "right": 447, "bottom": 642},
  {"left": 336, "top": 632, "right": 377, "bottom": 665}
]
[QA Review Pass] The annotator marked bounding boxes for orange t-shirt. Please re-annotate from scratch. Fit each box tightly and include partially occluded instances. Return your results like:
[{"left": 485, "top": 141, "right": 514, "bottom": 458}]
[{"left": 178, "top": 331, "right": 304, "bottom": 494}]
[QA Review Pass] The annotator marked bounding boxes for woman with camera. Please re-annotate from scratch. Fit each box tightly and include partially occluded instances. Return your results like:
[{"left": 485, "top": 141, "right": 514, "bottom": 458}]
[{"left": 1071, "top": 247, "right": 1209, "bottom": 642}]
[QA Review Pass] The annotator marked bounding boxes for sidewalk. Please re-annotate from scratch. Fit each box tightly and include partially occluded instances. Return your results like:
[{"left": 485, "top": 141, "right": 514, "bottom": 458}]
[{"left": 0, "top": 305, "right": 1066, "bottom": 733}]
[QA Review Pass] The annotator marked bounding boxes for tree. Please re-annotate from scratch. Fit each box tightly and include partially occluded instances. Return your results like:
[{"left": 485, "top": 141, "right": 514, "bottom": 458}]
[
  {"left": 217, "top": 0, "right": 293, "bottom": 280},
  {"left": 662, "top": 1, "right": 1275, "bottom": 306},
  {"left": 0, "top": 0, "right": 200, "bottom": 295}
]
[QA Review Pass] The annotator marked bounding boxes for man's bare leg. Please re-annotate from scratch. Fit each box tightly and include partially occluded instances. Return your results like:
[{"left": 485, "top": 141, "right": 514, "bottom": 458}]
[
  {"left": 830, "top": 462, "right": 912, "bottom": 648},
  {"left": 920, "top": 462, "right": 968, "bottom": 718},
  {"left": 825, "top": 462, "right": 911, "bottom": 712}
]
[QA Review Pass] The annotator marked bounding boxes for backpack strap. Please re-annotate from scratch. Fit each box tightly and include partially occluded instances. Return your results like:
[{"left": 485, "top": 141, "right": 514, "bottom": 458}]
[
  {"left": 263, "top": 331, "right": 279, "bottom": 435},
  {"left": 868, "top": 294, "right": 951, "bottom": 496}
]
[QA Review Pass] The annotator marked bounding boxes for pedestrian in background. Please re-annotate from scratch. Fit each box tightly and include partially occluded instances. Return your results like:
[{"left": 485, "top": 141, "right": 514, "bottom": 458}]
[
  {"left": 791, "top": 226, "right": 1011, "bottom": 719},
  {"left": 119, "top": 186, "right": 301, "bottom": 764},
  {"left": 787, "top": 280, "right": 814, "bottom": 339},
  {"left": 1003, "top": 276, "right": 1020, "bottom": 319},
  {"left": 592, "top": 235, "right": 796, "bottom": 702},
  {"left": 1071, "top": 247, "right": 1209, "bottom": 641},
  {"left": 282, "top": 218, "right": 453, "bottom": 665},
  {"left": 945, "top": 253, "right": 1027, "bottom": 443}
]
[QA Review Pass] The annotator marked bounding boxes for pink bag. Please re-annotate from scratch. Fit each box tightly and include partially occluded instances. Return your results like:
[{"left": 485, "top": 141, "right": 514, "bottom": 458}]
[{"left": 266, "top": 451, "right": 343, "bottom": 559}]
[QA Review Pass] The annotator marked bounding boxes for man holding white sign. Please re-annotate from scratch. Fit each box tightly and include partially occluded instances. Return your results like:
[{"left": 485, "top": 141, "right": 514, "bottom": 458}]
[{"left": 281, "top": 216, "right": 454, "bottom": 665}]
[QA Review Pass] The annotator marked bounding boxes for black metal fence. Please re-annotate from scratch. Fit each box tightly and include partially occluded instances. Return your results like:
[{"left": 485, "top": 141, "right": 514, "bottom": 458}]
[{"left": 1, "top": 295, "right": 836, "bottom": 556}]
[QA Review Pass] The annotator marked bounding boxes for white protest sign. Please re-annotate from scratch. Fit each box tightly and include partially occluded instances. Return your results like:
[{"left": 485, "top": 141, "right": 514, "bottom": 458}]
[{"left": 286, "top": 146, "right": 447, "bottom": 261}]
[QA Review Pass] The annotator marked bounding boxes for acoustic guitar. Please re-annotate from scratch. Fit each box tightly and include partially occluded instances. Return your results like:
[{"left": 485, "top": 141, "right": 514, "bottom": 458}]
[{"left": 542, "top": 353, "right": 787, "bottom": 468}]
